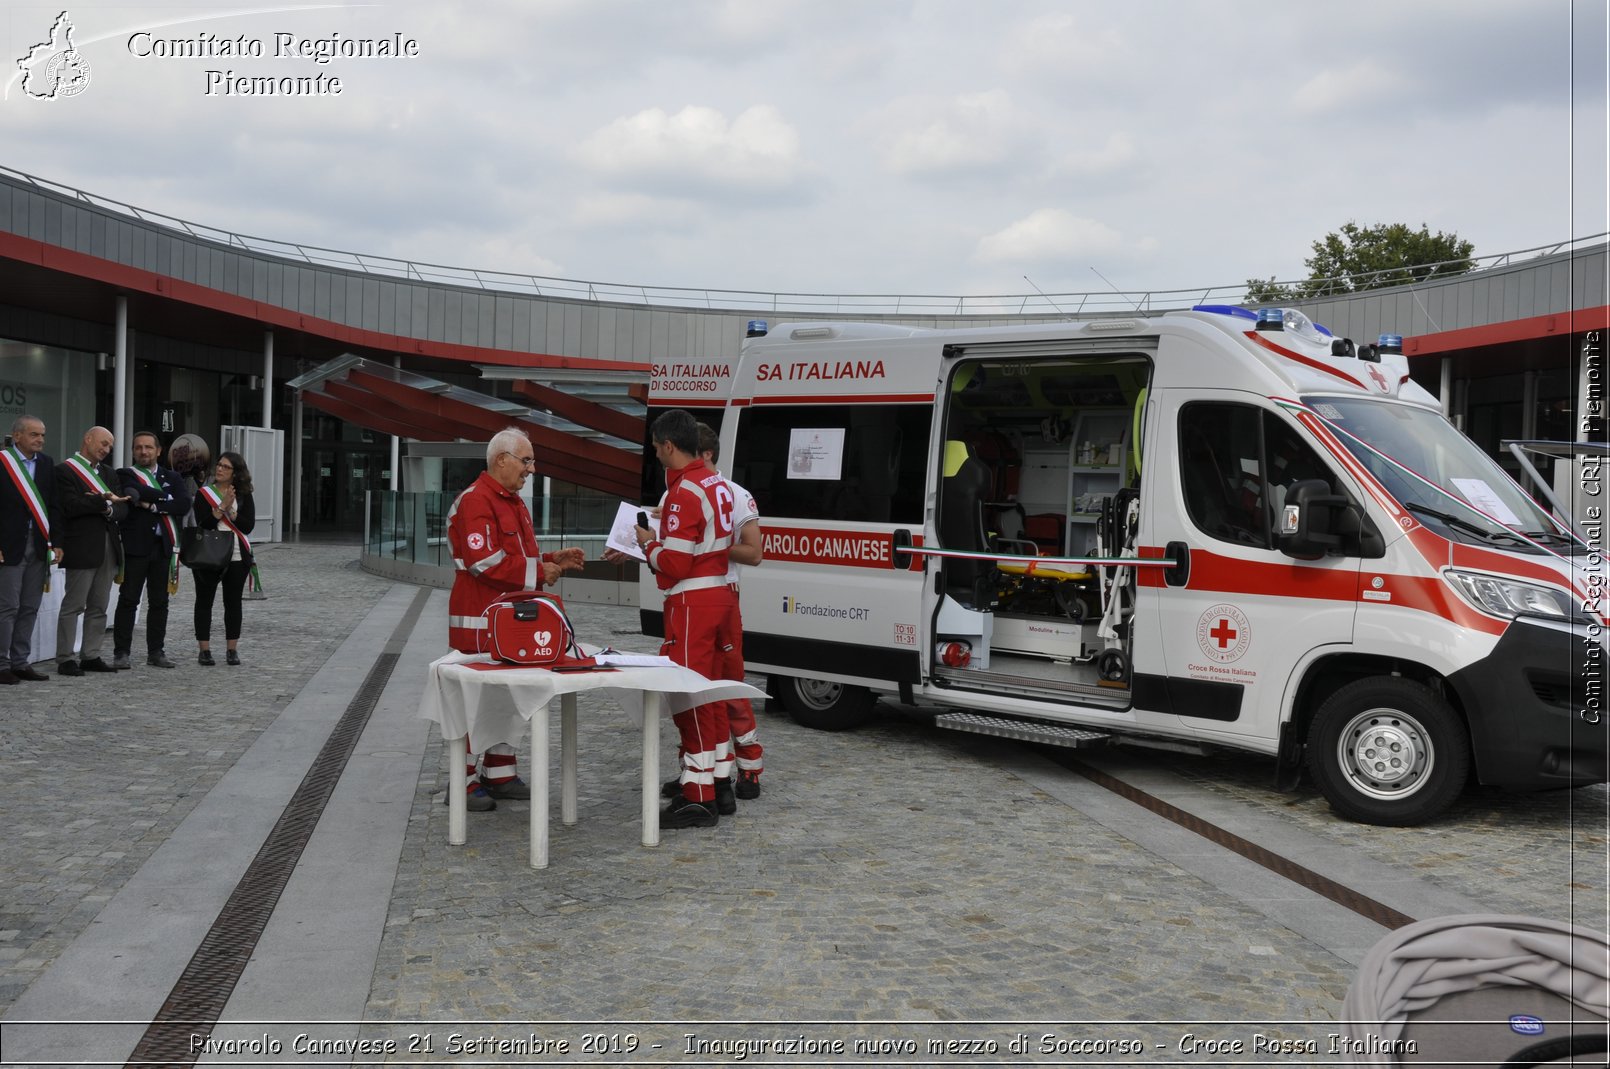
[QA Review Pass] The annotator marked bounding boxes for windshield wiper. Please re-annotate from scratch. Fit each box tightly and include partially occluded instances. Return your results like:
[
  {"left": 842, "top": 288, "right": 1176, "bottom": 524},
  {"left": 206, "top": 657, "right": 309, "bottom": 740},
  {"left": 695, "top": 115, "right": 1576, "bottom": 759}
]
[
  {"left": 1520, "top": 529, "right": 1582, "bottom": 547},
  {"left": 1403, "top": 502, "right": 1528, "bottom": 545}
]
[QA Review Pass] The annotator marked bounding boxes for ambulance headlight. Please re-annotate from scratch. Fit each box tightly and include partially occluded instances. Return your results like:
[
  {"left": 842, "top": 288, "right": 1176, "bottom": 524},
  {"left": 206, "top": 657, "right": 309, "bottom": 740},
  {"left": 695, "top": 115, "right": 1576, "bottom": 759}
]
[{"left": 1446, "top": 570, "right": 1576, "bottom": 621}]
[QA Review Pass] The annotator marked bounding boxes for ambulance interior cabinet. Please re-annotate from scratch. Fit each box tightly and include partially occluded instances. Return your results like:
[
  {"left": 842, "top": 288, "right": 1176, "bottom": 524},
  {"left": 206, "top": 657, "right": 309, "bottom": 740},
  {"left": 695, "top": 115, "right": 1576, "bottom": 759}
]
[{"left": 1066, "top": 409, "right": 1129, "bottom": 557}]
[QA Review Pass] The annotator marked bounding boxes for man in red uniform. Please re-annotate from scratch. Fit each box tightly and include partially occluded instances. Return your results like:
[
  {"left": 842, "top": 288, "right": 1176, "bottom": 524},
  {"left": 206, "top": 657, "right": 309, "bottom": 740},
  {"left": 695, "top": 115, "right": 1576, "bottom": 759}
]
[
  {"left": 447, "top": 427, "right": 584, "bottom": 811},
  {"left": 633, "top": 409, "right": 737, "bottom": 828}
]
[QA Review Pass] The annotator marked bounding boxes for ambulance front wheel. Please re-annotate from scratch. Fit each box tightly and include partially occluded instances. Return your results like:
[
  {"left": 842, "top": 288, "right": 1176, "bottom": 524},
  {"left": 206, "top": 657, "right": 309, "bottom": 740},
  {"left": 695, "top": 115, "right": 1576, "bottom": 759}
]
[
  {"left": 777, "top": 676, "right": 876, "bottom": 732},
  {"left": 1307, "top": 677, "right": 1470, "bottom": 827}
]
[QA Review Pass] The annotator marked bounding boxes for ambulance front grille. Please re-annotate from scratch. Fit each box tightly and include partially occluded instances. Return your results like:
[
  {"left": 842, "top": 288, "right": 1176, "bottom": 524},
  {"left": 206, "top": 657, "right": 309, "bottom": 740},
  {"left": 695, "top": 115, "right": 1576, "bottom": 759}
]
[{"left": 935, "top": 712, "right": 1111, "bottom": 749}]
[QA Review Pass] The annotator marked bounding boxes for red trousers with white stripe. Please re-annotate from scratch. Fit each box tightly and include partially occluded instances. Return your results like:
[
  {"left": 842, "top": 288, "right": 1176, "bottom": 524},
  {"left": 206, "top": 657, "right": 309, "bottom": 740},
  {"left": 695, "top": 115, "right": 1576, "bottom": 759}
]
[
  {"left": 661, "top": 587, "right": 736, "bottom": 803},
  {"left": 717, "top": 596, "right": 761, "bottom": 777}
]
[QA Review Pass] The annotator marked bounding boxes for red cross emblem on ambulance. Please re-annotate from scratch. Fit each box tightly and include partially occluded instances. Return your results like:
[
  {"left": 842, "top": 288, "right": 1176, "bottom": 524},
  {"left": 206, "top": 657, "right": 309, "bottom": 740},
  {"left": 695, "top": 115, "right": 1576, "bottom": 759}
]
[
  {"left": 1367, "top": 365, "right": 1389, "bottom": 392},
  {"left": 1196, "top": 604, "right": 1251, "bottom": 663}
]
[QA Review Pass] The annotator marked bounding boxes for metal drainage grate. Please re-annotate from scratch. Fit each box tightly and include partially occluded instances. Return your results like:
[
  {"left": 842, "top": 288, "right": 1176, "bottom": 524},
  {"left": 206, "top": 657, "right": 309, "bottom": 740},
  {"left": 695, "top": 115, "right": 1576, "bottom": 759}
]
[{"left": 125, "top": 587, "right": 430, "bottom": 1068}]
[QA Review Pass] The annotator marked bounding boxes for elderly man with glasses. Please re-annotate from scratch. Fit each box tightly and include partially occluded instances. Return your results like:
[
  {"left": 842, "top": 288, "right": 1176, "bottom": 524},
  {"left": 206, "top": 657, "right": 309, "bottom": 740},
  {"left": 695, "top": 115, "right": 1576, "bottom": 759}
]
[{"left": 444, "top": 427, "right": 585, "bottom": 811}]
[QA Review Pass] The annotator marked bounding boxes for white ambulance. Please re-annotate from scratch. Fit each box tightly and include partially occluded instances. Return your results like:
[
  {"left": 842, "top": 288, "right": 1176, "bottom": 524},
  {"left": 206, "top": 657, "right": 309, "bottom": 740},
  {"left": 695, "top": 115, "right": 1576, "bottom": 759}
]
[{"left": 641, "top": 307, "right": 1607, "bottom": 826}]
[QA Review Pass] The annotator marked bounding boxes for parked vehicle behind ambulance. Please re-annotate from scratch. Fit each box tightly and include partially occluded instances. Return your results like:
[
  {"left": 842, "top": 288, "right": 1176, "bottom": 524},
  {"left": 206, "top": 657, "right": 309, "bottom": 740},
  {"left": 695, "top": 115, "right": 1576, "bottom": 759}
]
[{"left": 641, "top": 307, "right": 1607, "bottom": 825}]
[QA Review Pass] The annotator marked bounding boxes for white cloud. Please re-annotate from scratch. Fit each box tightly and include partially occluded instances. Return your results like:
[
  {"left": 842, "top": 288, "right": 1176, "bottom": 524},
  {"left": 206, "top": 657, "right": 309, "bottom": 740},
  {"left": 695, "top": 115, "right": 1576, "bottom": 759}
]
[
  {"left": 570, "top": 191, "right": 693, "bottom": 229},
  {"left": 1004, "top": 11, "right": 1128, "bottom": 74},
  {"left": 880, "top": 90, "right": 1018, "bottom": 176},
  {"left": 1048, "top": 133, "right": 1138, "bottom": 178},
  {"left": 1291, "top": 60, "right": 1416, "bottom": 116},
  {"left": 976, "top": 209, "right": 1129, "bottom": 265},
  {"left": 575, "top": 103, "right": 802, "bottom": 191}
]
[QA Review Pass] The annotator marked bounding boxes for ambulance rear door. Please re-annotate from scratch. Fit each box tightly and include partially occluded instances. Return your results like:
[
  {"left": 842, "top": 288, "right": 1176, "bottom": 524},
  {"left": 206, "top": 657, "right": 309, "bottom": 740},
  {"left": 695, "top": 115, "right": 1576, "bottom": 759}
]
[{"left": 724, "top": 326, "right": 942, "bottom": 727}]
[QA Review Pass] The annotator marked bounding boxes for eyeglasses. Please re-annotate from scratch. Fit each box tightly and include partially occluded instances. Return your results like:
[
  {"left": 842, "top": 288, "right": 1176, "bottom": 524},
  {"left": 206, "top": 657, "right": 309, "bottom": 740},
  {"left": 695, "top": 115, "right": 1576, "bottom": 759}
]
[{"left": 501, "top": 452, "right": 536, "bottom": 468}]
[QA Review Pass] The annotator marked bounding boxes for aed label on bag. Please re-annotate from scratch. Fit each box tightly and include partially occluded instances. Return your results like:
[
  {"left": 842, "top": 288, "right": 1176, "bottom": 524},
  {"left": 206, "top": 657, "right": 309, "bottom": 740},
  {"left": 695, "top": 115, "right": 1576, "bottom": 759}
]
[{"left": 523, "top": 629, "right": 556, "bottom": 659}]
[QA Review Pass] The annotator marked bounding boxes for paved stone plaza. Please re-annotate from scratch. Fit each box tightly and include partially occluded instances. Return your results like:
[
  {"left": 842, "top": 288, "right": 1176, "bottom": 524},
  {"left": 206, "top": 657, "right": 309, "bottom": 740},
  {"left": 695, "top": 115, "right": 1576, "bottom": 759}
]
[{"left": 0, "top": 542, "right": 1604, "bottom": 1066}]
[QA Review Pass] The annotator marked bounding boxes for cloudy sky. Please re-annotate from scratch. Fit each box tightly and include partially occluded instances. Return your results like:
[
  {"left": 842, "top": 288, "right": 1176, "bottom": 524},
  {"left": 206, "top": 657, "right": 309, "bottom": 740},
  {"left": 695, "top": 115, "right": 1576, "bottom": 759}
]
[{"left": 2, "top": 1, "right": 1605, "bottom": 304}]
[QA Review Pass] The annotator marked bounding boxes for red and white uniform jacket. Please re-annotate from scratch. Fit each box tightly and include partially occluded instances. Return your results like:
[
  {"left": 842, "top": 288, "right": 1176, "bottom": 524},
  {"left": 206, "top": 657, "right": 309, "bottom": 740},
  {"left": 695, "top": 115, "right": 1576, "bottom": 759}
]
[
  {"left": 446, "top": 471, "right": 557, "bottom": 653},
  {"left": 644, "top": 459, "right": 734, "bottom": 596}
]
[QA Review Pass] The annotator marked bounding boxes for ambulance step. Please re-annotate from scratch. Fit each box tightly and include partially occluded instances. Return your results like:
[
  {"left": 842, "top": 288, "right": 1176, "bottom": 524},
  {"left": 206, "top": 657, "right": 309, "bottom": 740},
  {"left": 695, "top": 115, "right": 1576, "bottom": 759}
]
[{"left": 935, "top": 712, "right": 1111, "bottom": 749}]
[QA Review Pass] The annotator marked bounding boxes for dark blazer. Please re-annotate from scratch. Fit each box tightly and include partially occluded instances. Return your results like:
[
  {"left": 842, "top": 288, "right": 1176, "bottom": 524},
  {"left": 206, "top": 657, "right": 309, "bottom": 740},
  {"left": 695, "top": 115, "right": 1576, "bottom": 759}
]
[
  {"left": 193, "top": 487, "right": 256, "bottom": 564},
  {"left": 0, "top": 449, "right": 56, "bottom": 565},
  {"left": 55, "top": 456, "right": 128, "bottom": 570},
  {"left": 118, "top": 465, "right": 192, "bottom": 558}
]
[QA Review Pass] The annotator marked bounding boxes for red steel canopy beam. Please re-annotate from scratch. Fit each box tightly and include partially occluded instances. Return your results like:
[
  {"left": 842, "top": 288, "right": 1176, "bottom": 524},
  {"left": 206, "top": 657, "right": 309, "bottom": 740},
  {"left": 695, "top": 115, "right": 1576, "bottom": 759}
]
[
  {"left": 302, "top": 389, "right": 426, "bottom": 442},
  {"left": 510, "top": 379, "right": 645, "bottom": 445},
  {"left": 344, "top": 369, "right": 641, "bottom": 496},
  {"left": 321, "top": 379, "right": 468, "bottom": 441}
]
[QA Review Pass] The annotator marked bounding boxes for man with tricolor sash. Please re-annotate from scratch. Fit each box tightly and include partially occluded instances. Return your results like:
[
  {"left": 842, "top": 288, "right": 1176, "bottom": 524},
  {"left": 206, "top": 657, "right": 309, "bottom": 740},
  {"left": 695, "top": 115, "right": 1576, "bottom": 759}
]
[
  {"left": 54, "top": 426, "right": 129, "bottom": 676},
  {"left": 113, "top": 430, "right": 191, "bottom": 671},
  {"left": 0, "top": 415, "right": 62, "bottom": 685}
]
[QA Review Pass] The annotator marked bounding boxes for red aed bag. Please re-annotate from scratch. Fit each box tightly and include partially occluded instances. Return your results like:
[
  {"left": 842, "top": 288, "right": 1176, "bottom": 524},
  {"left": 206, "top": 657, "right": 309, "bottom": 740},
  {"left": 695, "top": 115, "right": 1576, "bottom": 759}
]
[{"left": 481, "top": 592, "right": 584, "bottom": 667}]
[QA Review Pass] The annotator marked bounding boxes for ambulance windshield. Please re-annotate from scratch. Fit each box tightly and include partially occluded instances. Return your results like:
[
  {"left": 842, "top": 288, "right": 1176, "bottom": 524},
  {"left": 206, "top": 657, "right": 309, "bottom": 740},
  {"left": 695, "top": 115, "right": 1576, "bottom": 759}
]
[{"left": 1302, "top": 396, "right": 1557, "bottom": 548}]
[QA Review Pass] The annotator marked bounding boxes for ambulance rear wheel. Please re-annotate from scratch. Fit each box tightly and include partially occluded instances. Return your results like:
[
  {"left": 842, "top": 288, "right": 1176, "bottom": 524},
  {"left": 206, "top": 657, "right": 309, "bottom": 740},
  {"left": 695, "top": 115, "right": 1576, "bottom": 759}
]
[
  {"left": 778, "top": 676, "right": 875, "bottom": 732},
  {"left": 1307, "top": 678, "right": 1469, "bottom": 826}
]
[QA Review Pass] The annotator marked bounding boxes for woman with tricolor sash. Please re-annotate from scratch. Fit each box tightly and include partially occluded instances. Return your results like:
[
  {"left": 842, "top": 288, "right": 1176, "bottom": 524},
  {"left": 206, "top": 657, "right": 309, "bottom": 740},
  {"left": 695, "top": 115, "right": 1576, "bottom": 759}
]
[{"left": 191, "top": 451, "right": 259, "bottom": 667}]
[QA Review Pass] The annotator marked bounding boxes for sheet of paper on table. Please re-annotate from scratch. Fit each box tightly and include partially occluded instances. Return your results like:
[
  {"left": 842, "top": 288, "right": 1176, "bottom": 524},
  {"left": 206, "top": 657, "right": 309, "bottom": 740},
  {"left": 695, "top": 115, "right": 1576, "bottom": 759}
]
[
  {"left": 605, "top": 501, "right": 650, "bottom": 562},
  {"left": 594, "top": 652, "right": 678, "bottom": 668}
]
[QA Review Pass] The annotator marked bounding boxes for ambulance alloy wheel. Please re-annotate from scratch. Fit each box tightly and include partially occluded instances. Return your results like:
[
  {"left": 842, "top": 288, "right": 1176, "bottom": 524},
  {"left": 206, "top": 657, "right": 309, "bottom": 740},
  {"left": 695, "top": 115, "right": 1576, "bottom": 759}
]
[
  {"left": 778, "top": 676, "right": 875, "bottom": 732},
  {"left": 1307, "top": 677, "right": 1470, "bottom": 827}
]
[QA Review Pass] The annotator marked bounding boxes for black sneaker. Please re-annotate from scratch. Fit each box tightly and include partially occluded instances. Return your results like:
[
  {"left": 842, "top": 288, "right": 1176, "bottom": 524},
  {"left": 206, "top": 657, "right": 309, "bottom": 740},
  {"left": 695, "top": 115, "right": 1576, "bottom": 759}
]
[
  {"left": 661, "top": 795, "right": 718, "bottom": 828},
  {"left": 661, "top": 776, "right": 683, "bottom": 798},
  {"left": 441, "top": 784, "right": 496, "bottom": 812},
  {"left": 82, "top": 658, "right": 117, "bottom": 673},
  {"left": 441, "top": 784, "right": 495, "bottom": 812},
  {"left": 736, "top": 771, "right": 761, "bottom": 800},
  {"left": 714, "top": 778, "right": 737, "bottom": 815},
  {"left": 481, "top": 776, "right": 530, "bottom": 800},
  {"left": 197, "top": 650, "right": 215, "bottom": 666},
  {"left": 58, "top": 660, "right": 84, "bottom": 677}
]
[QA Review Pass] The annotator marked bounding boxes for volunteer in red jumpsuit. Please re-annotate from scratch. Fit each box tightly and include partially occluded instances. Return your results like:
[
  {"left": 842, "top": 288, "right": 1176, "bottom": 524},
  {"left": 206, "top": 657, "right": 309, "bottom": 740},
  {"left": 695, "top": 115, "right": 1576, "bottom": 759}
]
[
  {"left": 447, "top": 427, "right": 584, "bottom": 812},
  {"left": 696, "top": 422, "right": 765, "bottom": 797},
  {"left": 634, "top": 409, "right": 737, "bottom": 829}
]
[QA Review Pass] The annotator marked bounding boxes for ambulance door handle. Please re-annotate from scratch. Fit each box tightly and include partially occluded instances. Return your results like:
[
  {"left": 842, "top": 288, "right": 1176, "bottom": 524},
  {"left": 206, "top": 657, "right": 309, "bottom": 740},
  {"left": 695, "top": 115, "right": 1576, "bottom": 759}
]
[
  {"left": 891, "top": 528, "right": 913, "bottom": 570},
  {"left": 1165, "top": 541, "right": 1191, "bottom": 587}
]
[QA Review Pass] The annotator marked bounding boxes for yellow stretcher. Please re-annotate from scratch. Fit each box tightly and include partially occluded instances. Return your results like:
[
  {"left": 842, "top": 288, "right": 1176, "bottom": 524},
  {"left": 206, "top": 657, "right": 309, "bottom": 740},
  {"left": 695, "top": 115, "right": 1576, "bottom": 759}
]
[{"left": 995, "top": 559, "right": 1092, "bottom": 583}]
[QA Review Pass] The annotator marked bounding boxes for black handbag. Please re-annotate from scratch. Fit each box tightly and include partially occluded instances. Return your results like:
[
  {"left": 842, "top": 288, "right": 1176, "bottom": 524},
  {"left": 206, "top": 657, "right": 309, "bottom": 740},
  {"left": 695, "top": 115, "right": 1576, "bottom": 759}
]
[{"left": 180, "top": 527, "right": 233, "bottom": 571}]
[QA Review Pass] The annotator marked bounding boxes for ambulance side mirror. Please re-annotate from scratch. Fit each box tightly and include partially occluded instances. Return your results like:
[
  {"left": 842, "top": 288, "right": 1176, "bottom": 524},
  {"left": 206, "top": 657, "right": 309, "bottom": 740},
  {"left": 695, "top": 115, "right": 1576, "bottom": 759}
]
[{"left": 1277, "top": 479, "right": 1347, "bottom": 558}]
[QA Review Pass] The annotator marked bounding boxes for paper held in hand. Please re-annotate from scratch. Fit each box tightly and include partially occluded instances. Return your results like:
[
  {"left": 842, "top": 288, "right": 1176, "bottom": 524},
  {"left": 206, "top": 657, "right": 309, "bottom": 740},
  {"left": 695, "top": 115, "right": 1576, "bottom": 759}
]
[{"left": 606, "top": 501, "right": 650, "bottom": 562}]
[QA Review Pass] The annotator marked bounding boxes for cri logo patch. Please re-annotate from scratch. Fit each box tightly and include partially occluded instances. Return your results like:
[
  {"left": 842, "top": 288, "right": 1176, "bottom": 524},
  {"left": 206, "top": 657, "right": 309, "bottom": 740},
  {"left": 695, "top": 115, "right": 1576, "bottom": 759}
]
[{"left": 467, "top": 532, "right": 485, "bottom": 551}]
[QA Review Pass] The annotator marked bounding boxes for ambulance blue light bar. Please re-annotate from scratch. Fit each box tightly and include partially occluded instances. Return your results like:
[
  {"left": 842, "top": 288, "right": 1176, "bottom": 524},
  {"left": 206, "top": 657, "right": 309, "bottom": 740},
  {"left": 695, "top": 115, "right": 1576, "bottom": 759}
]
[
  {"left": 1192, "top": 304, "right": 1258, "bottom": 321},
  {"left": 1378, "top": 333, "right": 1404, "bottom": 353},
  {"left": 746, "top": 320, "right": 768, "bottom": 337}
]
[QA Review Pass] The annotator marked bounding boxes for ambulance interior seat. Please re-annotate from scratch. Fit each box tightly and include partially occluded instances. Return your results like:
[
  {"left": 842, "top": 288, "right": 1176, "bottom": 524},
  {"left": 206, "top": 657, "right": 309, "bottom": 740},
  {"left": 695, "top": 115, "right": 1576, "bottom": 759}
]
[
  {"left": 939, "top": 441, "right": 996, "bottom": 609},
  {"left": 970, "top": 429, "right": 1021, "bottom": 548}
]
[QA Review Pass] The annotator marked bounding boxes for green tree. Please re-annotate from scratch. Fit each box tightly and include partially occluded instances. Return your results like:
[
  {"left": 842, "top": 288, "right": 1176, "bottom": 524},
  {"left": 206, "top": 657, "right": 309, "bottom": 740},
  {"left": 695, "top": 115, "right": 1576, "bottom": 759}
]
[{"left": 1245, "top": 221, "right": 1475, "bottom": 303}]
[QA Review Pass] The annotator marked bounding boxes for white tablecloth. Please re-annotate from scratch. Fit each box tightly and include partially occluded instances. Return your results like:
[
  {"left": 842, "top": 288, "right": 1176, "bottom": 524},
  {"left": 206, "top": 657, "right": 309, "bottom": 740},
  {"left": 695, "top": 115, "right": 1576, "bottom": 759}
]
[{"left": 418, "top": 650, "right": 764, "bottom": 867}]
